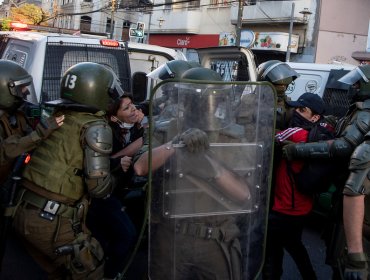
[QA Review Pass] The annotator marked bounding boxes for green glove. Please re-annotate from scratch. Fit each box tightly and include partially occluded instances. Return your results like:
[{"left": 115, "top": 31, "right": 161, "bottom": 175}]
[
  {"left": 35, "top": 116, "right": 61, "bottom": 139},
  {"left": 344, "top": 252, "right": 368, "bottom": 280},
  {"left": 179, "top": 128, "right": 209, "bottom": 154}
]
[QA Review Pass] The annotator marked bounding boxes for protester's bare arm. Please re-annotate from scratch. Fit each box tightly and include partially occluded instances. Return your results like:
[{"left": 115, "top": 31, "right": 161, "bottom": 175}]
[
  {"left": 111, "top": 137, "right": 143, "bottom": 159},
  {"left": 343, "top": 195, "right": 365, "bottom": 253},
  {"left": 134, "top": 141, "right": 175, "bottom": 176}
]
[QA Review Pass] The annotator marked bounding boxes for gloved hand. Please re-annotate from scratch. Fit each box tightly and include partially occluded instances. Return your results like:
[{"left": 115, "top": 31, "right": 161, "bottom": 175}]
[
  {"left": 35, "top": 115, "right": 64, "bottom": 139},
  {"left": 281, "top": 143, "right": 297, "bottom": 161},
  {"left": 177, "top": 128, "right": 209, "bottom": 153},
  {"left": 344, "top": 252, "right": 368, "bottom": 280}
]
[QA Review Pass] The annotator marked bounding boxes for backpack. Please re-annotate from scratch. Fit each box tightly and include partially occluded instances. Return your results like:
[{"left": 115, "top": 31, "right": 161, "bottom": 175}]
[{"left": 293, "top": 122, "right": 337, "bottom": 195}]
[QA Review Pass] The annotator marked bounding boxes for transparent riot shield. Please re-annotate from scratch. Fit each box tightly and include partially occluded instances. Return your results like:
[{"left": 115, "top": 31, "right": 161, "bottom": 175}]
[{"left": 148, "top": 80, "right": 276, "bottom": 280}]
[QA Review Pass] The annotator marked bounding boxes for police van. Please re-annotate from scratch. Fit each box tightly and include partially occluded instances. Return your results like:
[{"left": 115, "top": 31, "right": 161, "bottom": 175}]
[
  {"left": 126, "top": 41, "right": 186, "bottom": 103},
  {"left": 286, "top": 62, "right": 356, "bottom": 118},
  {"left": 0, "top": 30, "right": 184, "bottom": 106}
]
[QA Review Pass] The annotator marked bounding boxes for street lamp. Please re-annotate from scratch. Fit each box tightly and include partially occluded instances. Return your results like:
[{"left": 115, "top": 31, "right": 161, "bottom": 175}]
[
  {"left": 158, "top": 17, "right": 164, "bottom": 28},
  {"left": 299, "top": 8, "right": 312, "bottom": 23}
]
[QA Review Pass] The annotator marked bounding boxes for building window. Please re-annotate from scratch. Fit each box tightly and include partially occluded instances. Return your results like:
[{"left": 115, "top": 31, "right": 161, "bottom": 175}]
[
  {"left": 188, "top": 0, "right": 200, "bottom": 8},
  {"left": 164, "top": 0, "right": 171, "bottom": 10},
  {"left": 210, "top": 0, "right": 230, "bottom": 7},
  {"left": 80, "top": 16, "right": 91, "bottom": 31},
  {"left": 106, "top": 18, "right": 111, "bottom": 33}
]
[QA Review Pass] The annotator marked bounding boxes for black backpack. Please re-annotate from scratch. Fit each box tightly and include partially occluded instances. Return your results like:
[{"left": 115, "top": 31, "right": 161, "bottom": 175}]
[{"left": 292, "top": 123, "right": 337, "bottom": 195}]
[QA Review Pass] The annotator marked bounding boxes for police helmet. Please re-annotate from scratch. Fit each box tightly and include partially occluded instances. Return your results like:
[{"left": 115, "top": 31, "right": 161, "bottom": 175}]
[
  {"left": 257, "top": 60, "right": 299, "bottom": 85},
  {"left": 338, "top": 65, "right": 370, "bottom": 100},
  {"left": 178, "top": 67, "right": 231, "bottom": 131},
  {"left": 45, "top": 62, "right": 124, "bottom": 113},
  {"left": 0, "top": 60, "right": 36, "bottom": 111},
  {"left": 147, "top": 60, "right": 193, "bottom": 80}
]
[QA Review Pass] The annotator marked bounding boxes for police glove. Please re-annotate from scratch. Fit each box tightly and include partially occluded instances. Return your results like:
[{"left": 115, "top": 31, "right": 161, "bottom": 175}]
[
  {"left": 281, "top": 143, "right": 297, "bottom": 161},
  {"left": 179, "top": 128, "right": 209, "bottom": 153},
  {"left": 344, "top": 252, "right": 368, "bottom": 280},
  {"left": 35, "top": 115, "right": 64, "bottom": 139}
]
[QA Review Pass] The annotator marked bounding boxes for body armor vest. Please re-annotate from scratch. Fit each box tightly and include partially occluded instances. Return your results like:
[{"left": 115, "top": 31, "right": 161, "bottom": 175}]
[
  {"left": 0, "top": 111, "right": 29, "bottom": 184},
  {"left": 22, "top": 111, "right": 104, "bottom": 203}
]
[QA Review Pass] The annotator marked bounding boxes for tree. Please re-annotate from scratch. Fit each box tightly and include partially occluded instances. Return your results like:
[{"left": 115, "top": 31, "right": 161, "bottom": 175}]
[{"left": 10, "top": 3, "right": 50, "bottom": 25}]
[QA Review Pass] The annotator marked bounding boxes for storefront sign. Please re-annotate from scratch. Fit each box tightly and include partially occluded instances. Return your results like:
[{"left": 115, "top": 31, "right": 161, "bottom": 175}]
[
  {"left": 219, "top": 32, "right": 236, "bottom": 46},
  {"left": 240, "top": 30, "right": 255, "bottom": 48},
  {"left": 252, "top": 32, "right": 299, "bottom": 53},
  {"left": 149, "top": 34, "right": 219, "bottom": 48}
]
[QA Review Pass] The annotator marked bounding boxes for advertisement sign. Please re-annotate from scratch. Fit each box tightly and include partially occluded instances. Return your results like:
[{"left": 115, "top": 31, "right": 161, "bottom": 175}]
[
  {"left": 240, "top": 30, "right": 255, "bottom": 48},
  {"left": 219, "top": 32, "right": 236, "bottom": 46},
  {"left": 252, "top": 32, "right": 299, "bottom": 53},
  {"left": 129, "top": 22, "right": 145, "bottom": 38}
]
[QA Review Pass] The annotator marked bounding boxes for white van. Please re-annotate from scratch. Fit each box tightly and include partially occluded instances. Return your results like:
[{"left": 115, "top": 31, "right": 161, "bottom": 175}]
[
  {"left": 0, "top": 31, "right": 184, "bottom": 105},
  {"left": 0, "top": 31, "right": 132, "bottom": 104},
  {"left": 125, "top": 41, "right": 186, "bottom": 103},
  {"left": 286, "top": 62, "right": 356, "bottom": 117}
]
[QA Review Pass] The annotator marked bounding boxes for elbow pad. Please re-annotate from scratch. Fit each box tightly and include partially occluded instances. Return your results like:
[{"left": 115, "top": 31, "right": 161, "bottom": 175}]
[
  {"left": 343, "top": 141, "right": 370, "bottom": 196},
  {"left": 293, "top": 141, "right": 331, "bottom": 159},
  {"left": 328, "top": 138, "right": 354, "bottom": 158},
  {"left": 83, "top": 123, "right": 113, "bottom": 198}
]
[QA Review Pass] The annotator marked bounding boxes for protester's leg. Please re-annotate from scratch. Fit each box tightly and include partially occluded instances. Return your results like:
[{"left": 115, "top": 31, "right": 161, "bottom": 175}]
[
  {"left": 262, "top": 212, "right": 285, "bottom": 280},
  {"left": 283, "top": 216, "right": 317, "bottom": 280}
]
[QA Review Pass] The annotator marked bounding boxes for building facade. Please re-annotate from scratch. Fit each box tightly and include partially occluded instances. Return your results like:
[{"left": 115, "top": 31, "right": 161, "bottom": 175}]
[{"left": 0, "top": 0, "right": 369, "bottom": 65}]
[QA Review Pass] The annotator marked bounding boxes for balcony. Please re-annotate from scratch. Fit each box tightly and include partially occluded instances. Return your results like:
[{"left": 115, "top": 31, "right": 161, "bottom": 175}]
[
  {"left": 142, "top": 9, "right": 202, "bottom": 34},
  {"left": 230, "top": 0, "right": 313, "bottom": 25}
]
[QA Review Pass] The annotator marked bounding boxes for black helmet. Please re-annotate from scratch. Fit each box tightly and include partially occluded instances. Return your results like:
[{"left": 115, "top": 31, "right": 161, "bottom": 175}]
[
  {"left": 257, "top": 60, "right": 299, "bottom": 85},
  {"left": 0, "top": 60, "right": 36, "bottom": 111},
  {"left": 338, "top": 65, "right": 370, "bottom": 100},
  {"left": 45, "top": 62, "right": 124, "bottom": 113},
  {"left": 147, "top": 60, "right": 193, "bottom": 80}
]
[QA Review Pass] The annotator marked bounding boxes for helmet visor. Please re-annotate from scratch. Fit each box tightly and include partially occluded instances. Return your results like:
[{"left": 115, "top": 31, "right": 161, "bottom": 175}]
[
  {"left": 262, "top": 62, "right": 299, "bottom": 84},
  {"left": 8, "top": 76, "right": 37, "bottom": 104},
  {"left": 147, "top": 63, "right": 174, "bottom": 80},
  {"left": 338, "top": 67, "right": 370, "bottom": 85},
  {"left": 108, "top": 72, "right": 126, "bottom": 101}
]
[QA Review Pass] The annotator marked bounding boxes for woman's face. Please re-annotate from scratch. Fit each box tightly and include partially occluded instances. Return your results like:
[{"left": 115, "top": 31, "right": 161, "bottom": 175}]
[{"left": 113, "top": 97, "right": 139, "bottom": 124}]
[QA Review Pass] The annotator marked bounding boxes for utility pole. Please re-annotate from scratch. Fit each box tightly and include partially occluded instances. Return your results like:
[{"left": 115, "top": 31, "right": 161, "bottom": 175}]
[
  {"left": 235, "top": 0, "right": 243, "bottom": 46},
  {"left": 110, "top": 0, "right": 116, "bottom": 39},
  {"left": 286, "top": 2, "right": 295, "bottom": 62}
]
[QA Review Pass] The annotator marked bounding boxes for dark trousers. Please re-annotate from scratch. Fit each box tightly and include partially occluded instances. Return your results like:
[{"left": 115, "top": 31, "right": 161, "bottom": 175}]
[
  {"left": 87, "top": 196, "right": 137, "bottom": 278},
  {"left": 263, "top": 210, "right": 317, "bottom": 280}
]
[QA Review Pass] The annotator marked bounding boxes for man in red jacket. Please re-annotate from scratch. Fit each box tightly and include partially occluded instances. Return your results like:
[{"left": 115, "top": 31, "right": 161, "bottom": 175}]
[{"left": 263, "top": 92, "right": 332, "bottom": 280}]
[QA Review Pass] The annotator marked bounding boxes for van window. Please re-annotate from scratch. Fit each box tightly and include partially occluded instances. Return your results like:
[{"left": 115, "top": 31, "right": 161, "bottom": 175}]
[
  {"left": 132, "top": 71, "right": 147, "bottom": 103},
  {"left": 42, "top": 42, "right": 131, "bottom": 102}
]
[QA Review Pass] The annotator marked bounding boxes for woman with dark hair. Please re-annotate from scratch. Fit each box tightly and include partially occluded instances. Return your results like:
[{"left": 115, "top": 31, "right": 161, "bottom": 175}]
[{"left": 87, "top": 94, "right": 148, "bottom": 280}]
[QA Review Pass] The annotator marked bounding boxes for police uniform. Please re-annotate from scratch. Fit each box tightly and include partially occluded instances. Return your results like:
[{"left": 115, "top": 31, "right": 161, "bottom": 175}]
[
  {"left": 13, "top": 110, "right": 112, "bottom": 279},
  {"left": 11, "top": 62, "right": 124, "bottom": 280}
]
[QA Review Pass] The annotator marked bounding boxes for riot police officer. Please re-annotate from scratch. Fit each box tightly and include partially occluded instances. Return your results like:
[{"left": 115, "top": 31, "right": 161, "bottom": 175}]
[
  {"left": 12, "top": 62, "right": 124, "bottom": 279},
  {"left": 282, "top": 64, "right": 370, "bottom": 278},
  {"left": 135, "top": 66, "right": 276, "bottom": 279},
  {"left": 0, "top": 59, "right": 64, "bottom": 184},
  {"left": 256, "top": 60, "right": 299, "bottom": 131}
]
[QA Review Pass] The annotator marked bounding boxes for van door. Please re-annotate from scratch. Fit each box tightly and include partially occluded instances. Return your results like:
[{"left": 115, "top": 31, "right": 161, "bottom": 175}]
[{"left": 196, "top": 46, "right": 258, "bottom": 82}]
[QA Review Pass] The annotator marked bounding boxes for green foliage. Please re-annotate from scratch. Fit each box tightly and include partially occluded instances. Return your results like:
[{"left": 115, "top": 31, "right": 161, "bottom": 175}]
[
  {"left": 0, "top": 19, "right": 12, "bottom": 31},
  {"left": 10, "top": 3, "right": 50, "bottom": 25}
]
